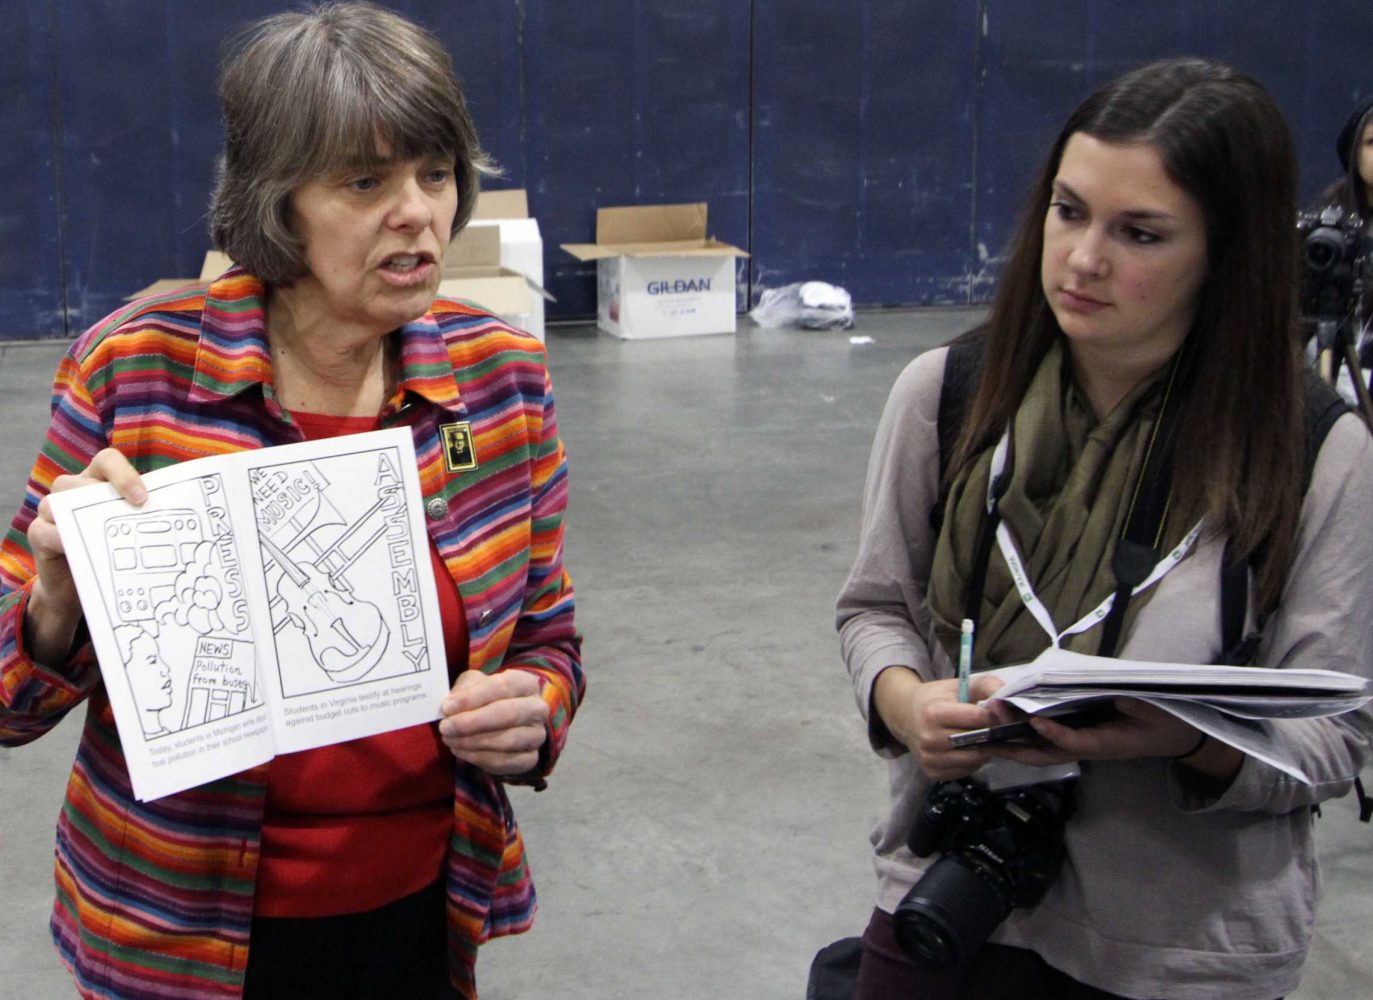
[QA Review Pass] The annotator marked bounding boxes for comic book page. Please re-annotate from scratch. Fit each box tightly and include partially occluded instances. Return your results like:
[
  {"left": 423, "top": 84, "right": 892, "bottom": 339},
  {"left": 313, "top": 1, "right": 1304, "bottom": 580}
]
[
  {"left": 48, "top": 428, "right": 449, "bottom": 801},
  {"left": 245, "top": 431, "right": 449, "bottom": 754},
  {"left": 51, "top": 467, "right": 274, "bottom": 800}
]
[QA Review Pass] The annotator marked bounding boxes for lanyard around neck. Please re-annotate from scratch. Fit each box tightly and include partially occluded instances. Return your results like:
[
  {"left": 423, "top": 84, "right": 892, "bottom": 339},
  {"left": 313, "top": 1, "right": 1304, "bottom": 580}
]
[
  {"left": 977, "top": 395, "right": 1199, "bottom": 651},
  {"left": 989, "top": 483, "right": 1203, "bottom": 646}
]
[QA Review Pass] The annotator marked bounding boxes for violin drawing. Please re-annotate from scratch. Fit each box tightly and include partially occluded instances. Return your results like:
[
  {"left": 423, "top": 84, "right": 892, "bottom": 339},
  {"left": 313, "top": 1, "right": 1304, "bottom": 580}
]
[{"left": 258, "top": 531, "right": 390, "bottom": 683}]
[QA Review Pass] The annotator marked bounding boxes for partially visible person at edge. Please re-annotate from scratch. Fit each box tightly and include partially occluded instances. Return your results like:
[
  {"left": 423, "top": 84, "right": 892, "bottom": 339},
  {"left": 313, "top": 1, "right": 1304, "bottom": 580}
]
[
  {"left": 0, "top": 4, "right": 582, "bottom": 998},
  {"left": 1306, "top": 92, "right": 1373, "bottom": 402},
  {"left": 838, "top": 58, "right": 1373, "bottom": 1000},
  {"left": 1313, "top": 92, "right": 1373, "bottom": 218}
]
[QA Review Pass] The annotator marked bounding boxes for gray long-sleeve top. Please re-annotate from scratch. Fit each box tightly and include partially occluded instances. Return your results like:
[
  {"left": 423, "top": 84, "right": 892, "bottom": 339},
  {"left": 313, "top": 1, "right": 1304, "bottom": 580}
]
[{"left": 837, "top": 346, "right": 1373, "bottom": 1000}]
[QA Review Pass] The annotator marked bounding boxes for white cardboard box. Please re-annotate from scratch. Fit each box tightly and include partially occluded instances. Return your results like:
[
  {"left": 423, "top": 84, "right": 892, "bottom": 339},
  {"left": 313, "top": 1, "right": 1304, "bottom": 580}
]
[
  {"left": 562, "top": 203, "right": 748, "bottom": 339},
  {"left": 468, "top": 188, "right": 547, "bottom": 341},
  {"left": 437, "top": 226, "right": 536, "bottom": 329}
]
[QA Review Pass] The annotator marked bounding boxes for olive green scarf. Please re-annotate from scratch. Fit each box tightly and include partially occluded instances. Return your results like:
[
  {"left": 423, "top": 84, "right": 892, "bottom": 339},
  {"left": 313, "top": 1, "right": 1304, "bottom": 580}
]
[{"left": 927, "top": 340, "right": 1187, "bottom": 669}]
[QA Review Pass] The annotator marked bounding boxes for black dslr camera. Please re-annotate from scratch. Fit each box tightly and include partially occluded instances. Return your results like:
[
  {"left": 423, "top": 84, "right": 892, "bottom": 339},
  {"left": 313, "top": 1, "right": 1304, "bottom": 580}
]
[
  {"left": 893, "top": 775, "right": 1077, "bottom": 970},
  {"left": 1297, "top": 205, "right": 1370, "bottom": 333}
]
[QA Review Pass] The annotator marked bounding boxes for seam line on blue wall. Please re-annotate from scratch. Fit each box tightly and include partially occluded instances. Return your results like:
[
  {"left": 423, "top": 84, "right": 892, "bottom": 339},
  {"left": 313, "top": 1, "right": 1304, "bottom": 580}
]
[
  {"left": 746, "top": 0, "right": 756, "bottom": 307},
  {"left": 968, "top": 0, "right": 987, "bottom": 307},
  {"left": 46, "top": 0, "right": 70, "bottom": 339},
  {"left": 516, "top": 0, "right": 528, "bottom": 183}
]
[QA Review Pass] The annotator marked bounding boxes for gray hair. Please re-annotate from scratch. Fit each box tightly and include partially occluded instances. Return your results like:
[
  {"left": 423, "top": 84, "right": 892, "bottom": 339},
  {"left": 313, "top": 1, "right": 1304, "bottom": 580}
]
[{"left": 209, "top": 1, "right": 495, "bottom": 286}]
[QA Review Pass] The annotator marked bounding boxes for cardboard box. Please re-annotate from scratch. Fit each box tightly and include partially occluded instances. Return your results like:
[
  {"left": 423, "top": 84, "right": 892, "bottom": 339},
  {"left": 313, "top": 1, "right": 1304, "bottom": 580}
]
[
  {"left": 438, "top": 225, "right": 539, "bottom": 331},
  {"left": 561, "top": 203, "right": 748, "bottom": 339},
  {"left": 127, "top": 251, "right": 235, "bottom": 299},
  {"left": 471, "top": 188, "right": 531, "bottom": 222},
  {"left": 467, "top": 188, "right": 547, "bottom": 341}
]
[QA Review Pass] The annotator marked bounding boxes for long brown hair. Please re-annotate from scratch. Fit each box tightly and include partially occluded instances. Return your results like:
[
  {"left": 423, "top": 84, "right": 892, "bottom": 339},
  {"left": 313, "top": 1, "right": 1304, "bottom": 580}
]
[{"left": 949, "top": 58, "right": 1305, "bottom": 613}]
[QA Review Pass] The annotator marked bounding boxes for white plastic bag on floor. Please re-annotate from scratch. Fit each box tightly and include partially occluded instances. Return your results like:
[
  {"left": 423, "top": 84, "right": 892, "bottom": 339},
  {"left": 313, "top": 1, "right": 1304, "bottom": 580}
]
[{"left": 749, "top": 281, "right": 855, "bottom": 330}]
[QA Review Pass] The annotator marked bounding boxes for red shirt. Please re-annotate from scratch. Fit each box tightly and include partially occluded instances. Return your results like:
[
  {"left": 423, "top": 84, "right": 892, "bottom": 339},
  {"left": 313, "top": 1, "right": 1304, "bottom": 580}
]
[{"left": 254, "top": 411, "right": 469, "bottom": 917}]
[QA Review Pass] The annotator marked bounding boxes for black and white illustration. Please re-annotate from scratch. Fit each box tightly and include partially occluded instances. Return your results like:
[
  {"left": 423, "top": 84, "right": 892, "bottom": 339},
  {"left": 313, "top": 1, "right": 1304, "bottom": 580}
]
[
  {"left": 83, "top": 476, "right": 261, "bottom": 740},
  {"left": 49, "top": 428, "right": 449, "bottom": 802},
  {"left": 248, "top": 445, "right": 435, "bottom": 698}
]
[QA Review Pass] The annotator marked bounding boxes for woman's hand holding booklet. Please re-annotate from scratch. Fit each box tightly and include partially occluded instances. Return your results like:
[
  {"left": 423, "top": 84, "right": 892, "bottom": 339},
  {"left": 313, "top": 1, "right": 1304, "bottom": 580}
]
[{"left": 946, "top": 647, "right": 1370, "bottom": 782}]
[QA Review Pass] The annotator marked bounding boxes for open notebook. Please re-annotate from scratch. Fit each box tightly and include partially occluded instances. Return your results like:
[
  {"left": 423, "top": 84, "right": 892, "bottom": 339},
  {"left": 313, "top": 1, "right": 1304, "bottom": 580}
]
[{"left": 977, "top": 648, "right": 1371, "bottom": 784}]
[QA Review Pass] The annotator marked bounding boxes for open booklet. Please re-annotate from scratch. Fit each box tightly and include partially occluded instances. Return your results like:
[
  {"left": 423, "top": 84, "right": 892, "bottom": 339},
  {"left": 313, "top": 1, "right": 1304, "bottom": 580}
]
[
  {"left": 48, "top": 428, "right": 449, "bottom": 802},
  {"left": 984, "top": 647, "right": 1371, "bottom": 784}
]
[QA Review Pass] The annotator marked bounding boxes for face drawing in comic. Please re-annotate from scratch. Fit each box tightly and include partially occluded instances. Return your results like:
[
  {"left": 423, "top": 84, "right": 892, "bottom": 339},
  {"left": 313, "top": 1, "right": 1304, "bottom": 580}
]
[
  {"left": 101, "top": 481, "right": 262, "bottom": 736},
  {"left": 250, "top": 449, "right": 432, "bottom": 694},
  {"left": 114, "top": 625, "right": 174, "bottom": 738}
]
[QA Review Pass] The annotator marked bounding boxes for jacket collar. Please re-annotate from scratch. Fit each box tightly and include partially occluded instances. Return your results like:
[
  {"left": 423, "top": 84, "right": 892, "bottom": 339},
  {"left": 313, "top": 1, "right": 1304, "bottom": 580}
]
[{"left": 189, "top": 267, "right": 463, "bottom": 414}]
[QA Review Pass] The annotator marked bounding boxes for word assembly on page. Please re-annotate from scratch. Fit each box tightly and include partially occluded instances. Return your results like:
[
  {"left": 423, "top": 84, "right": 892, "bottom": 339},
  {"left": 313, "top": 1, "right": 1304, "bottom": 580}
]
[{"left": 48, "top": 428, "right": 449, "bottom": 801}]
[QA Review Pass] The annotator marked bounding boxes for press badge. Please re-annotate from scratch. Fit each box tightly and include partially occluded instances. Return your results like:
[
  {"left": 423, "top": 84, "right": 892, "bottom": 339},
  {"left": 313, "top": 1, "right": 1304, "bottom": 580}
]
[{"left": 440, "top": 421, "right": 478, "bottom": 472}]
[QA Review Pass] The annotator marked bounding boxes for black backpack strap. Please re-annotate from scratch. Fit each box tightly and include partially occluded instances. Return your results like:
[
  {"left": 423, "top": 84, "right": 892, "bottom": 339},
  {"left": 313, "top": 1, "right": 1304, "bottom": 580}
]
[
  {"left": 1214, "top": 539, "right": 1259, "bottom": 665},
  {"left": 1355, "top": 777, "right": 1373, "bottom": 823},
  {"left": 1303, "top": 368, "right": 1352, "bottom": 480},
  {"left": 930, "top": 327, "right": 988, "bottom": 534},
  {"left": 1215, "top": 370, "right": 1352, "bottom": 666},
  {"left": 1097, "top": 350, "right": 1190, "bottom": 658},
  {"left": 1295, "top": 374, "right": 1370, "bottom": 822}
]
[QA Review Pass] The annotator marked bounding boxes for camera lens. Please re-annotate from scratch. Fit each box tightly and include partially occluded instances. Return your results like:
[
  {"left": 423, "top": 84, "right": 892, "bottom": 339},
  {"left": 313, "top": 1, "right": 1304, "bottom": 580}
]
[
  {"left": 892, "top": 853, "right": 1014, "bottom": 970},
  {"left": 1304, "top": 229, "right": 1346, "bottom": 271}
]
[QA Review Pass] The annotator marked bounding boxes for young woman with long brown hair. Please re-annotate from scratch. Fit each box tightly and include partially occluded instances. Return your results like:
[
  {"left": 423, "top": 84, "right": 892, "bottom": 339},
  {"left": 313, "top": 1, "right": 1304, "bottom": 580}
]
[{"left": 838, "top": 58, "right": 1373, "bottom": 1000}]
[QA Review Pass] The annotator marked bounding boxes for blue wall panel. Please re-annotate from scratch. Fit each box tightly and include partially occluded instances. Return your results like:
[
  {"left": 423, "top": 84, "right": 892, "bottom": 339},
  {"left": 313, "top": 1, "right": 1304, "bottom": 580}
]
[
  {"left": 750, "top": 1, "right": 982, "bottom": 307},
  {"left": 0, "top": 1, "right": 63, "bottom": 339},
  {"left": 971, "top": 0, "right": 1373, "bottom": 309},
  {"left": 523, "top": 1, "right": 751, "bottom": 316},
  {"left": 394, "top": 1, "right": 524, "bottom": 179},
  {"left": 52, "top": 1, "right": 280, "bottom": 333},
  {"left": 3, "top": 0, "right": 1373, "bottom": 337}
]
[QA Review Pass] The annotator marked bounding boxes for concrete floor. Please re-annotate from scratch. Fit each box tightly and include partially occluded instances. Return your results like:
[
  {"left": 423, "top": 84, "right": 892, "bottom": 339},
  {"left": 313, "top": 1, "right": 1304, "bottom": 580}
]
[{"left": 1, "top": 309, "right": 1371, "bottom": 1000}]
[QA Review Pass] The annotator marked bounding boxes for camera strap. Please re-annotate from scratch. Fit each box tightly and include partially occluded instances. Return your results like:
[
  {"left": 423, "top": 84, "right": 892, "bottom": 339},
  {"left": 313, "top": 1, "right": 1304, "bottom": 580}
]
[{"left": 1096, "top": 351, "right": 1189, "bottom": 657}]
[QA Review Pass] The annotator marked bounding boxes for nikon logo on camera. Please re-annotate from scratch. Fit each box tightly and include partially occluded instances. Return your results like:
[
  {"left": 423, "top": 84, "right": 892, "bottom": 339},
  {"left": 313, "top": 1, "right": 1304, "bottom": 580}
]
[{"left": 646, "top": 277, "right": 712, "bottom": 295}]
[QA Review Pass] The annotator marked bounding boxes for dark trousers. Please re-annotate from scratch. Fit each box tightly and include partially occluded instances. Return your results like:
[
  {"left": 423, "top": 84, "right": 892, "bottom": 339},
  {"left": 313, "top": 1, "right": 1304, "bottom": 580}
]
[
  {"left": 243, "top": 878, "right": 460, "bottom": 1000},
  {"left": 853, "top": 907, "right": 1284, "bottom": 1000}
]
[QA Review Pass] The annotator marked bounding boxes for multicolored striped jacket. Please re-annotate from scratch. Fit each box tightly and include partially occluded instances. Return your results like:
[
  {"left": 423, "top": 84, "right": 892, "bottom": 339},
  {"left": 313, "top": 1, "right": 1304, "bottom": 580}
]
[{"left": 0, "top": 270, "right": 583, "bottom": 999}]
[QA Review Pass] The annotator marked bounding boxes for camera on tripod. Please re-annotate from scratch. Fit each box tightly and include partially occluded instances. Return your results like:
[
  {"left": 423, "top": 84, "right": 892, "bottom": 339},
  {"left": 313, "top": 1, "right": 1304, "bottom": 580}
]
[
  {"left": 1297, "top": 205, "right": 1371, "bottom": 333},
  {"left": 1297, "top": 206, "right": 1373, "bottom": 421},
  {"left": 892, "top": 773, "right": 1077, "bottom": 970}
]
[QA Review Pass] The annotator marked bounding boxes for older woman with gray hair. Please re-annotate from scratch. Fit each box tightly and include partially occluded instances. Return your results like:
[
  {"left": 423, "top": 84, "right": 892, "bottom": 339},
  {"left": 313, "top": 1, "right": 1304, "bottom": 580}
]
[{"left": 0, "top": 4, "right": 582, "bottom": 998}]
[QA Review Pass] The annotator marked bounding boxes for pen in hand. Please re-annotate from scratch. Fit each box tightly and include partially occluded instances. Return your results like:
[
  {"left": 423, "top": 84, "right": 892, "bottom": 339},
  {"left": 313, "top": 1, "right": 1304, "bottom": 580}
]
[{"left": 958, "top": 618, "right": 974, "bottom": 704}]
